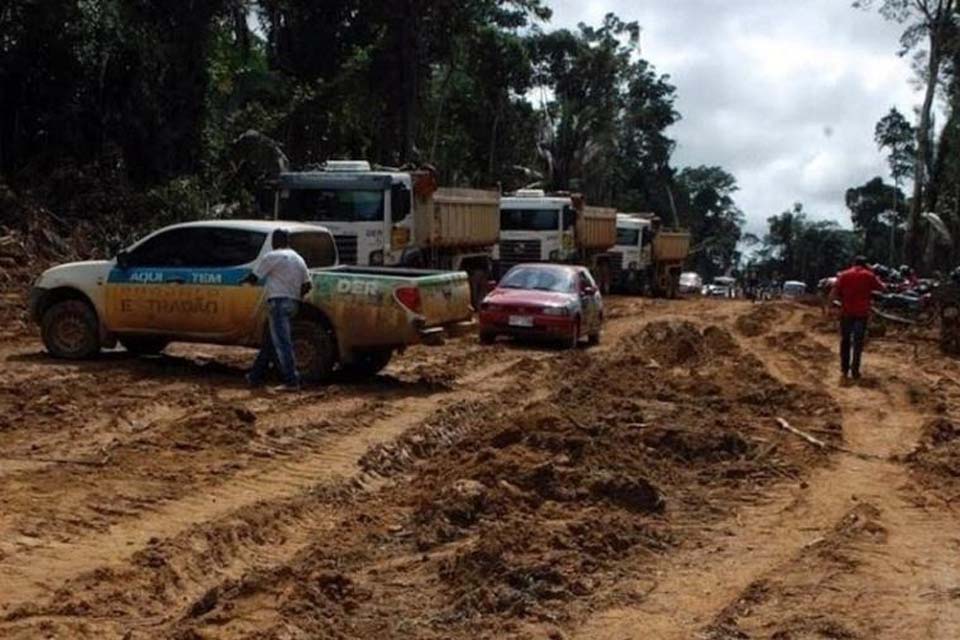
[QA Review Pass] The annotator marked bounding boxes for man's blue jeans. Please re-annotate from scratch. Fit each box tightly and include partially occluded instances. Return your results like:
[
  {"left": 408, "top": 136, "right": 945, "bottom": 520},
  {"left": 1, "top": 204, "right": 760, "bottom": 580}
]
[
  {"left": 840, "top": 315, "right": 868, "bottom": 377},
  {"left": 250, "top": 298, "right": 300, "bottom": 386}
]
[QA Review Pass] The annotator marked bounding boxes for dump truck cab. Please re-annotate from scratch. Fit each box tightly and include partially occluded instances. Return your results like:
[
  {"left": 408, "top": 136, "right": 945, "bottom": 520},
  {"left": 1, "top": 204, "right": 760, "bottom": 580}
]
[
  {"left": 268, "top": 161, "right": 500, "bottom": 306},
  {"left": 495, "top": 190, "right": 616, "bottom": 293},
  {"left": 609, "top": 214, "right": 655, "bottom": 293}
]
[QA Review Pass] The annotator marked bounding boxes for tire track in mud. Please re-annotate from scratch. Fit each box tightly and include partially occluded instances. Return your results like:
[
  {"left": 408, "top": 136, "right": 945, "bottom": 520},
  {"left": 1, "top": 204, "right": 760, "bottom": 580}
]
[
  {"left": 0, "top": 337, "right": 570, "bottom": 634},
  {"left": 575, "top": 304, "right": 960, "bottom": 639}
]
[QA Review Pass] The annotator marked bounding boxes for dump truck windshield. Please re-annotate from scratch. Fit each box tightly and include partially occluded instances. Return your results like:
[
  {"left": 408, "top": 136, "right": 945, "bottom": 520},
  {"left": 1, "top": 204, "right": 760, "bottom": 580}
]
[
  {"left": 280, "top": 189, "right": 385, "bottom": 222},
  {"left": 501, "top": 209, "right": 559, "bottom": 231},
  {"left": 616, "top": 227, "right": 640, "bottom": 246}
]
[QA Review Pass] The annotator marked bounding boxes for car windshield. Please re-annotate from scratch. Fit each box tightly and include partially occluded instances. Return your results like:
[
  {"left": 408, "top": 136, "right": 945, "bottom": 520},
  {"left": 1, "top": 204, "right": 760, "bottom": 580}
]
[
  {"left": 499, "top": 266, "right": 576, "bottom": 293},
  {"left": 616, "top": 227, "right": 640, "bottom": 246}
]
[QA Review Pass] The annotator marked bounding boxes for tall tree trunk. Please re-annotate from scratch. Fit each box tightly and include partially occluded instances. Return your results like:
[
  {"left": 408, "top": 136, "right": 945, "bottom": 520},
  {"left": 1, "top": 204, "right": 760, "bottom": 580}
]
[{"left": 907, "top": 3, "right": 951, "bottom": 268}]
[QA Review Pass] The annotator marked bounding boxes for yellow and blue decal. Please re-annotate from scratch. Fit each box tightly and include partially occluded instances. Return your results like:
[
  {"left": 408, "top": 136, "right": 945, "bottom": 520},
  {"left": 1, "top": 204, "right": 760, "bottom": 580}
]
[{"left": 105, "top": 267, "right": 264, "bottom": 336}]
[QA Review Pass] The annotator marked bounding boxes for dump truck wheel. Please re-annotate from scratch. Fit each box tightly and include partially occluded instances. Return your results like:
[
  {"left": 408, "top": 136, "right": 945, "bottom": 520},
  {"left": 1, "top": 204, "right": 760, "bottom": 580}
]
[
  {"left": 120, "top": 337, "right": 169, "bottom": 356},
  {"left": 292, "top": 320, "right": 336, "bottom": 383},
  {"left": 343, "top": 349, "right": 393, "bottom": 378},
  {"left": 41, "top": 300, "right": 101, "bottom": 359}
]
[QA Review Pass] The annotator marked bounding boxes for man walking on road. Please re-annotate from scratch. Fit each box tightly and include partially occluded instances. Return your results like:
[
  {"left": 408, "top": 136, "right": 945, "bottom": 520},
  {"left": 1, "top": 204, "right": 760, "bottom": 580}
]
[
  {"left": 244, "top": 229, "right": 311, "bottom": 390},
  {"left": 831, "top": 256, "right": 885, "bottom": 381}
]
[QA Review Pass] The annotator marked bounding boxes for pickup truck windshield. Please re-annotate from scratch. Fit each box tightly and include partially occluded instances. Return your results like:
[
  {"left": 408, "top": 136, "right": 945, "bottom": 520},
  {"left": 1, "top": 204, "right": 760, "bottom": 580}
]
[
  {"left": 500, "top": 266, "right": 576, "bottom": 293},
  {"left": 501, "top": 209, "right": 559, "bottom": 231},
  {"left": 616, "top": 228, "right": 640, "bottom": 246},
  {"left": 280, "top": 189, "right": 385, "bottom": 222}
]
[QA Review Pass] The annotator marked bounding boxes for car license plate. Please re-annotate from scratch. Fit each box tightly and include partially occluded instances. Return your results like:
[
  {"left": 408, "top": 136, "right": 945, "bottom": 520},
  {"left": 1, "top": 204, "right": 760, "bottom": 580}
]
[{"left": 508, "top": 315, "right": 534, "bottom": 327}]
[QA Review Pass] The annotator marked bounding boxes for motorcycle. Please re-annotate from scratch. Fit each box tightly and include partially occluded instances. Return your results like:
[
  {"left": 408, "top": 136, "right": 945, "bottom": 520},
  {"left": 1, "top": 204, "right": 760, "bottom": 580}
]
[{"left": 871, "top": 284, "right": 937, "bottom": 326}]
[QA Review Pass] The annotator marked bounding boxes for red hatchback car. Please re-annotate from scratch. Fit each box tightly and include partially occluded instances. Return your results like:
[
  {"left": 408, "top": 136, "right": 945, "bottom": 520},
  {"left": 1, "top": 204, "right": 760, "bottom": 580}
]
[{"left": 478, "top": 263, "right": 604, "bottom": 348}]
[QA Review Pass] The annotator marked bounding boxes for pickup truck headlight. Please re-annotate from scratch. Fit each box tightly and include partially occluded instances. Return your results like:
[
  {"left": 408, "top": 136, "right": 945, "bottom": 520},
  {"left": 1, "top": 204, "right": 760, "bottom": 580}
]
[
  {"left": 541, "top": 305, "right": 570, "bottom": 316},
  {"left": 369, "top": 250, "right": 384, "bottom": 266},
  {"left": 548, "top": 250, "right": 560, "bottom": 261}
]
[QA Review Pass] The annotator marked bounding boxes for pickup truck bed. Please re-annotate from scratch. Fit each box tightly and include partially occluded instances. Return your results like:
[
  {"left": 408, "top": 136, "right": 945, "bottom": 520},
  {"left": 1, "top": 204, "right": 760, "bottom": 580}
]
[{"left": 309, "top": 266, "right": 473, "bottom": 353}]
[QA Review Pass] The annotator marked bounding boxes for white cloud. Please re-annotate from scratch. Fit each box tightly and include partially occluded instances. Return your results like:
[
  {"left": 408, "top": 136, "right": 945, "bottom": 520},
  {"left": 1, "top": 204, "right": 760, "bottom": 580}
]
[{"left": 545, "top": 0, "right": 924, "bottom": 236}]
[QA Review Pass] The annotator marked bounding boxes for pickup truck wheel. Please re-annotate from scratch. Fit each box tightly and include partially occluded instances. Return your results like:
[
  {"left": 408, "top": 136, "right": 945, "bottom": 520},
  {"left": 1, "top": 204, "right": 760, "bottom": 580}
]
[
  {"left": 292, "top": 320, "right": 336, "bottom": 383},
  {"left": 41, "top": 300, "right": 101, "bottom": 359},
  {"left": 343, "top": 349, "right": 393, "bottom": 378},
  {"left": 120, "top": 337, "right": 169, "bottom": 356}
]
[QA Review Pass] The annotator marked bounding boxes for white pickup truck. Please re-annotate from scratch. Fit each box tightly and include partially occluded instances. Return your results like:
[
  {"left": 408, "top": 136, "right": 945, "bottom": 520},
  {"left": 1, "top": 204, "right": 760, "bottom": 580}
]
[{"left": 29, "top": 220, "right": 474, "bottom": 380}]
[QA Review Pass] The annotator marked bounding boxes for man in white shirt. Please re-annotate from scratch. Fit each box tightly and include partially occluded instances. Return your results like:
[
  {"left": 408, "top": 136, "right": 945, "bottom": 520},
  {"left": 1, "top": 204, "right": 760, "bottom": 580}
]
[{"left": 244, "top": 229, "right": 311, "bottom": 390}]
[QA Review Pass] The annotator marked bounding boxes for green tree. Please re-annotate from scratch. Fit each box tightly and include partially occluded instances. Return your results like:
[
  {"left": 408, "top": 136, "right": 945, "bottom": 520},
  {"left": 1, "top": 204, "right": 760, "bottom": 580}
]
[
  {"left": 846, "top": 176, "right": 907, "bottom": 263},
  {"left": 674, "top": 165, "right": 744, "bottom": 278}
]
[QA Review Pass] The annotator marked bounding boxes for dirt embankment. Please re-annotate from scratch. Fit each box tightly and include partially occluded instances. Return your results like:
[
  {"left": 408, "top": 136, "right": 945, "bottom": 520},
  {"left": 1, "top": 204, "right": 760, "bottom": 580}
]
[{"left": 158, "top": 319, "right": 837, "bottom": 638}]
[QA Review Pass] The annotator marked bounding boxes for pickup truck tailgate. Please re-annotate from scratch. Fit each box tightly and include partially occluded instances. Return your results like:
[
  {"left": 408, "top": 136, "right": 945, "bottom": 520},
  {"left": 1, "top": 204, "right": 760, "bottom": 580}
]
[{"left": 416, "top": 271, "right": 473, "bottom": 326}]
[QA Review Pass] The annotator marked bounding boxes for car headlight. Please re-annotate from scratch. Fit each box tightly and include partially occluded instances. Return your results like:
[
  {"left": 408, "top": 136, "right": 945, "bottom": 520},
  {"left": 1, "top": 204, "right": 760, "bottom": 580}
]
[
  {"left": 541, "top": 305, "right": 570, "bottom": 316},
  {"left": 369, "top": 250, "right": 384, "bottom": 266}
]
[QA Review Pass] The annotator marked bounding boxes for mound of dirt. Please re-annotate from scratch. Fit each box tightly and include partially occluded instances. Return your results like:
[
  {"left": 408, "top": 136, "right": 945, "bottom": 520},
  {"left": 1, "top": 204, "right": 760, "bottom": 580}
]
[
  {"left": 735, "top": 304, "right": 782, "bottom": 337},
  {"left": 905, "top": 417, "right": 960, "bottom": 482}
]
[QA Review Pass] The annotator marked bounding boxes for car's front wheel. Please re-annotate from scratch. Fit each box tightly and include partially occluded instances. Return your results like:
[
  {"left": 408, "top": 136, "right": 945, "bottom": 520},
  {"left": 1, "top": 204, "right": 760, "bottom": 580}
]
[
  {"left": 41, "top": 300, "right": 101, "bottom": 359},
  {"left": 292, "top": 320, "right": 337, "bottom": 383},
  {"left": 565, "top": 318, "right": 581, "bottom": 350}
]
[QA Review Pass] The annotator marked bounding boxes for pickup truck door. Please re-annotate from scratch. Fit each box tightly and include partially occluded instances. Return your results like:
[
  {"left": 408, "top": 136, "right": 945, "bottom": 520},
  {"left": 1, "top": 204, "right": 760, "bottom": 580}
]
[{"left": 106, "top": 227, "right": 267, "bottom": 339}]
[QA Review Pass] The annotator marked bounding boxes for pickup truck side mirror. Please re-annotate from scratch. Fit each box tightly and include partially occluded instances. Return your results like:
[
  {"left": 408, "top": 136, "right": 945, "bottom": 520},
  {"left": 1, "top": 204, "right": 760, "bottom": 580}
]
[{"left": 116, "top": 250, "right": 130, "bottom": 269}]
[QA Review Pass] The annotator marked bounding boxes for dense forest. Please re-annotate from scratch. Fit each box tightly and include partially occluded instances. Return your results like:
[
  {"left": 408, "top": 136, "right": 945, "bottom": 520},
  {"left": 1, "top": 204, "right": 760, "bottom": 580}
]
[
  {"left": 2, "top": 0, "right": 960, "bottom": 284},
  {"left": 0, "top": 0, "right": 745, "bottom": 278}
]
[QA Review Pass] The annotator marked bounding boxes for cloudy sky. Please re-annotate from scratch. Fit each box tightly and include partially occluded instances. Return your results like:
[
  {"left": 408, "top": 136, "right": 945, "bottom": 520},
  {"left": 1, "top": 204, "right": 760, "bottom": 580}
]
[{"left": 544, "top": 0, "right": 921, "bottom": 236}]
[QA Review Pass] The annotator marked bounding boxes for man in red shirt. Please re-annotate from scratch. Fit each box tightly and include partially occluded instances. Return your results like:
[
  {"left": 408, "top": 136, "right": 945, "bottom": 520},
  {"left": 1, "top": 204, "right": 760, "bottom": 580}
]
[{"left": 831, "top": 256, "right": 885, "bottom": 379}]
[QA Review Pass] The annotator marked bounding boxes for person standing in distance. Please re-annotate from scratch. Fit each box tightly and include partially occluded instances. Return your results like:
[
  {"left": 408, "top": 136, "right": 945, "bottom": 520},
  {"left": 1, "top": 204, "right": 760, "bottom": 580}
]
[
  {"left": 830, "top": 256, "right": 885, "bottom": 381},
  {"left": 243, "top": 229, "right": 311, "bottom": 390}
]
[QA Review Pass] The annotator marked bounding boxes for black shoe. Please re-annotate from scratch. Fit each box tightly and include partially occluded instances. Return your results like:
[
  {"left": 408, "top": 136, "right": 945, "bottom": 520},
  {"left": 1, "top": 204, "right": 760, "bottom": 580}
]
[
  {"left": 851, "top": 371, "right": 861, "bottom": 380},
  {"left": 245, "top": 373, "right": 265, "bottom": 388}
]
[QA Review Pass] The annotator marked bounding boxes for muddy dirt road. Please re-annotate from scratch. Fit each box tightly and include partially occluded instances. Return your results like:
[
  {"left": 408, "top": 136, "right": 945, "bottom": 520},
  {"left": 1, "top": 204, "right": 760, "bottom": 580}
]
[{"left": 0, "top": 297, "right": 958, "bottom": 639}]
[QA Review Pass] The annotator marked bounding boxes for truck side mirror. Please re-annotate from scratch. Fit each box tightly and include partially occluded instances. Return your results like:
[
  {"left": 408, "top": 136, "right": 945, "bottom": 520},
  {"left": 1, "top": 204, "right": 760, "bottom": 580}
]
[{"left": 391, "top": 183, "right": 411, "bottom": 220}]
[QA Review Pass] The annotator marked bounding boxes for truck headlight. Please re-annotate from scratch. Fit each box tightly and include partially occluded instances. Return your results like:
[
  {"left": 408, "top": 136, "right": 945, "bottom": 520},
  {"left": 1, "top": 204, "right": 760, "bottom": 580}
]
[
  {"left": 548, "top": 250, "right": 560, "bottom": 261},
  {"left": 541, "top": 305, "right": 570, "bottom": 316},
  {"left": 369, "top": 250, "right": 384, "bottom": 265}
]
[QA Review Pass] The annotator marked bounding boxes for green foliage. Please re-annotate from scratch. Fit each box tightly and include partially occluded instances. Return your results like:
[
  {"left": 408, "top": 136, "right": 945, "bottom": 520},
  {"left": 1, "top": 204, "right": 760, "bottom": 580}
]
[
  {"left": 845, "top": 176, "right": 907, "bottom": 264},
  {"left": 674, "top": 166, "right": 744, "bottom": 278},
  {"left": 751, "top": 204, "right": 859, "bottom": 285}
]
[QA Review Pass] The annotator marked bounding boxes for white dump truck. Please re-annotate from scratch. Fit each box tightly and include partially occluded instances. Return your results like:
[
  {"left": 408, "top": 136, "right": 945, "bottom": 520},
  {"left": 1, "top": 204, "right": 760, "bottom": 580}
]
[
  {"left": 609, "top": 213, "right": 691, "bottom": 297},
  {"left": 494, "top": 190, "right": 617, "bottom": 293},
  {"left": 265, "top": 161, "right": 500, "bottom": 306}
]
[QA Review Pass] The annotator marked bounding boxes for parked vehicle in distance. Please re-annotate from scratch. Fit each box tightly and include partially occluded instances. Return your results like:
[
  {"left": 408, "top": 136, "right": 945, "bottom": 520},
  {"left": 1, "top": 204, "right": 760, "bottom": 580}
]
[
  {"left": 495, "top": 190, "right": 617, "bottom": 294},
  {"left": 678, "top": 271, "right": 703, "bottom": 294},
  {"left": 703, "top": 276, "right": 736, "bottom": 298},
  {"left": 608, "top": 213, "right": 692, "bottom": 297},
  {"left": 30, "top": 220, "right": 474, "bottom": 381},
  {"left": 782, "top": 280, "right": 807, "bottom": 299},
  {"left": 264, "top": 161, "right": 500, "bottom": 307},
  {"left": 478, "top": 263, "right": 603, "bottom": 348}
]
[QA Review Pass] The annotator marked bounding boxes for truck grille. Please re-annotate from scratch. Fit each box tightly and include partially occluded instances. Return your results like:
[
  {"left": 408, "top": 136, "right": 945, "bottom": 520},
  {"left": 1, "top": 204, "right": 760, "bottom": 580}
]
[
  {"left": 499, "top": 239, "right": 542, "bottom": 267},
  {"left": 334, "top": 235, "right": 358, "bottom": 265}
]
